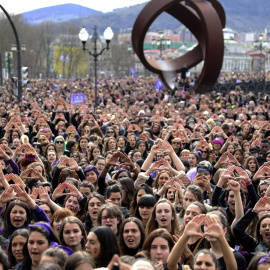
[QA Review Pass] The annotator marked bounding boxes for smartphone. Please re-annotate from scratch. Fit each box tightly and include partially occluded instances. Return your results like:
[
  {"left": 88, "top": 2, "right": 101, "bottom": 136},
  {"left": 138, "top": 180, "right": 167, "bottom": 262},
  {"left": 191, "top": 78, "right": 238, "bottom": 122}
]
[{"left": 197, "top": 168, "right": 206, "bottom": 176}]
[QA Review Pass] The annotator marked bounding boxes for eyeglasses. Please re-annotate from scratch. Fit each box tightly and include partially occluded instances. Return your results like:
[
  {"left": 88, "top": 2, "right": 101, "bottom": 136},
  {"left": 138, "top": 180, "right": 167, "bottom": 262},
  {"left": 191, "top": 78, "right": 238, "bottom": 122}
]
[
  {"left": 134, "top": 154, "right": 141, "bottom": 158},
  {"left": 44, "top": 210, "right": 51, "bottom": 214},
  {"left": 107, "top": 131, "right": 114, "bottom": 134},
  {"left": 38, "top": 139, "right": 46, "bottom": 142},
  {"left": 101, "top": 215, "right": 116, "bottom": 221},
  {"left": 201, "top": 151, "right": 208, "bottom": 153},
  {"left": 72, "top": 155, "right": 79, "bottom": 158},
  {"left": 56, "top": 141, "right": 64, "bottom": 144},
  {"left": 172, "top": 142, "right": 181, "bottom": 145}
]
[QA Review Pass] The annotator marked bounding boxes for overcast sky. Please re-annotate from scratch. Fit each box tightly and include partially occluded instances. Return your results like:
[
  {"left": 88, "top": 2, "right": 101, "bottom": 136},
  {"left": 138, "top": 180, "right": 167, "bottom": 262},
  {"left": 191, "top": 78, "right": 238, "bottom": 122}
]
[{"left": 0, "top": 0, "right": 149, "bottom": 14}]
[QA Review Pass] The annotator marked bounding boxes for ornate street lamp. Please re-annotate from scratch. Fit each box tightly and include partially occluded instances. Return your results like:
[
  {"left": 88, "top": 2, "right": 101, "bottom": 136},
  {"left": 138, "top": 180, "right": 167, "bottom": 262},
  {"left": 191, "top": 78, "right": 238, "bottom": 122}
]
[
  {"left": 151, "top": 31, "right": 171, "bottom": 59},
  {"left": 79, "top": 26, "right": 114, "bottom": 108}
]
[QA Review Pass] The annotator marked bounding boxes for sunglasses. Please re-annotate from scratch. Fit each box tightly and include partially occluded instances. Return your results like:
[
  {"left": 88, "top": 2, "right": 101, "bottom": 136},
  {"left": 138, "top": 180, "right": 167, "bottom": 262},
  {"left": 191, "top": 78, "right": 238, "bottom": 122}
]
[
  {"left": 72, "top": 155, "right": 79, "bottom": 158},
  {"left": 38, "top": 139, "right": 46, "bottom": 142},
  {"left": 56, "top": 141, "right": 64, "bottom": 144}
]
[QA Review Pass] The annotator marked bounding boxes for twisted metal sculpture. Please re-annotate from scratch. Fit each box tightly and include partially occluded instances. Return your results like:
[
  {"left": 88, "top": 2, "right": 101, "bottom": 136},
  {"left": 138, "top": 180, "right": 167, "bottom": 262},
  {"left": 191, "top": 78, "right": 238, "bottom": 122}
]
[{"left": 132, "top": 0, "right": 226, "bottom": 93}]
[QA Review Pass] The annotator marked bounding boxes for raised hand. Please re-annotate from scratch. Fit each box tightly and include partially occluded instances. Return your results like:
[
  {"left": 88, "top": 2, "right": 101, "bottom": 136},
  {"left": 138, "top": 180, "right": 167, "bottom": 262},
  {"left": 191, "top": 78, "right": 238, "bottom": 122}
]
[
  {"left": 227, "top": 180, "right": 240, "bottom": 192},
  {"left": 57, "top": 158, "right": 69, "bottom": 169},
  {"left": 253, "top": 197, "right": 270, "bottom": 214},
  {"left": 65, "top": 183, "right": 83, "bottom": 200},
  {"left": 162, "top": 141, "right": 174, "bottom": 154},
  {"left": 253, "top": 166, "right": 270, "bottom": 181},
  {"left": 204, "top": 215, "right": 224, "bottom": 239},
  {"left": 0, "top": 186, "right": 16, "bottom": 204},
  {"left": 52, "top": 183, "right": 67, "bottom": 200},
  {"left": 106, "top": 151, "right": 121, "bottom": 167},
  {"left": 68, "top": 158, "right": 79, "bottom": 171},
  {"left": 184, "top": 214, "right": 205, "bottom": 237},
  {"left": 151, "top": 141, "right": 163, "bottom": 154},
  {"left": 119, "top": 152, "right": 134, "bottom": 168}
]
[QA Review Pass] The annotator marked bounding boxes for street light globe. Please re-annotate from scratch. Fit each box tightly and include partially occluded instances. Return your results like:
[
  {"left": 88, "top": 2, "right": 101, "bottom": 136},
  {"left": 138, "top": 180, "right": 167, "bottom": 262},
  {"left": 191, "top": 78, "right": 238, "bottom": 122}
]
[
  {"left": 259, "top": 33, "right": 263, "bottom": 41},
  {"left": 79, "top": 27, "right": 89, "bottom": 42},
  {"left": 104, "top": 27, "right": 114, "bottom": 41}
]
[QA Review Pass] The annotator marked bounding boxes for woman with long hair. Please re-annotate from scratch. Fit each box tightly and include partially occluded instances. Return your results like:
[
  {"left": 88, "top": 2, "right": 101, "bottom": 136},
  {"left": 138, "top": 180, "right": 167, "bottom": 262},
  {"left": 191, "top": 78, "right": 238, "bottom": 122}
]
[
  {"left": 145, "top": 199, "right": 180, "bottom": 237},
  {"left": 85, "top": 226, "right": 120, "bottom": 268},
  {"left": 119, "top": 217, "right": 145, "bottom": 256},
  {"left": 53, "top": 136, "right": 66, "bottom": 160},
  {"left": 59, "top": 216, "right": 87, "bottom": 252}
]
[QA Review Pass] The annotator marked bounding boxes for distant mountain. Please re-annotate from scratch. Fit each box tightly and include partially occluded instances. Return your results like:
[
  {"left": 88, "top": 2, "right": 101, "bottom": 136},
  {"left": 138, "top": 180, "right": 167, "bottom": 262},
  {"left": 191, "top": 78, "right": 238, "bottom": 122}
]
[
  {"left": 21, "top": 1, "right": 270, "bottom": 31},
  {"left": 22, "top": 4, "right": 102, "bottom": 25}
]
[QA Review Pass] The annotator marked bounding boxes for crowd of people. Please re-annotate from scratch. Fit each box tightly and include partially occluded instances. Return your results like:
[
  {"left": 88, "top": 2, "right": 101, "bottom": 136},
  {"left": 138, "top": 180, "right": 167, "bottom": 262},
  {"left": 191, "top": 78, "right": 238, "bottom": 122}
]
[{"left": 0, "top": 73, "right": 270, "bottom": 270}]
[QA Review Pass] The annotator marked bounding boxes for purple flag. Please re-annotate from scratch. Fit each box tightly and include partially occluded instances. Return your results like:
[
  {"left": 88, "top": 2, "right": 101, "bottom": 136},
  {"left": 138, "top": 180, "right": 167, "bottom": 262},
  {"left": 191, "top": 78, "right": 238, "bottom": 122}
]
[
  {"left": 105, "top": 80, "right": 109, "bottom": 89},
  {"left": 70, "top": 93, "right": 85, "bottom": 104},
  {"left": 133, "top": 76, "right": 139, "bottom": 82},
  {"left": 130, "top": 67, "right": 135, "bottom": 75},
  {"left": 154, "top": 78, "right": 165, "bottom": 91}
]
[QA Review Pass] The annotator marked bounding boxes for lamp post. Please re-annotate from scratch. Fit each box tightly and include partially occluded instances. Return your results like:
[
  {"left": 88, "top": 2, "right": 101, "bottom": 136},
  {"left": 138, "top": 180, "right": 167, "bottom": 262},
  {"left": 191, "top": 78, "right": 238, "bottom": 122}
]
[
  {"left": 79, "top": 26, "right": 114, "bottom": 108},
  {"left": 151, "top": 31, "right": 171, "bottom": 60},
  {"left": 259, "top": 33, "right": 263, "bottom": 79},
  {"left": 0, "top": 50, "right": 2, "bottom": 86},
  {"left": 128, "top": 44, "right": 135, "bottom": 76},
  {"left": 0, "top": 5, "right": 22, "bottom": 101}
]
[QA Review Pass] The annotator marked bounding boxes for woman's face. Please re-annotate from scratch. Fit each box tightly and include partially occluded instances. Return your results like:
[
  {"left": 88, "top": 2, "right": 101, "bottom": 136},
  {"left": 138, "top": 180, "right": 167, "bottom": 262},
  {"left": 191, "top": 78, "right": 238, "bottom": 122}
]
[
  {"left": 86, "top": 171, "right": 97, "bottom": 185},
  {"left": 150, "top": 236, "right": 170, "bottom": 264},
  {"left": 184, "top": 204, "right": 202, "bottom": 226},
  {"left": 260, "top": 185, "right": 268, "bottom": 198},
  {"left": 266, "top": 154, "right": 270, "bottom": 162},
  {"left": 188, "top": 154, "right": 197, "bottom": 167},
  {"left": 33, "top": 165, "right": 43, "bottom": 175},
  {"left": 260, "top": 217, "right": 270, "bottom": 244},
  {"left": 163, "top": 155, "right": 172, "bottom": 164},
  {"left": 227, "top": 145, "right": 234, "bottom": 154},
  {"left": 132, "top": 151, "right": 142, "bottom": 162},
  {"left": 180, "top": 152, "right": 189, "bottom": 160},
  {"left": 139, "top": 205, "right": 153, "bottom": 222},
  {"left": 92, "top": 148, "right": 101, "bottom": 158},
  {"left": 129, "top": 137, "right": 137, "bottom": 147},
  {"left": 55, "top": 138, "right": 64, "bottom": 149},
  {"left": 136, "top": 189, "right": 146, "bottom": 203},
  {"left": 80, "top": 139, "right": 88, "bottom": 149},
  {"left": 138, "top": 143, "right": 146, "bottom": 154},
  {"left": 62, "top": 223, "right": 82, "bottom": 248},
  {"left": 13, "top": 138, "right": 21, "bottom": 148},
  {"left": 118, "top": 137, "right": 126, "bottom": 148},
  {"left": 85, "top": 232, "right": 101, "bottom": 261},
  {"left": 10, "top": 205, "right": 27, "bottom": 228},
  {"left": 47, "top": 151, "right": 56, "bottom": 162},
  {"left": 34, "top": 145, "right": 41, "bottom": 154},
  {"left": 248, "top": 159, "right": 257, "bottom": 172},
  {"left": 65, "top": 196, "right": 80, "bottom": 214},
  {"left": 101, "top": 209, "right": 119, "bottom": 234},
  {"left": 155, "top": 203, "right": 174, "bottom": 229},
  {"left": 47, "top": 145, "right": 56, "bottom": 152},
  {"left": 157, "top": 173, "right": 170, "bottom": 189},
  {"left": 108, "top": 139, "right": 117, "bottom": 150},
  {"left": 12, "top": 132, "right": 20, "bottom": 140},
  {"left": 52, "top": 218, "right": 63, "bottom": 236},
  {"left": 194, "top": 253, "right": 216, "bottom": 270},
  {"left": 243, "top": 142, "right": 250, "bottom": 151},
  {"left": 234, "top": 151, "right": 243, "bottom": 163},
  {"left": 12, "top": 235, "right": 28, "bottom": 263},
  {"left": 28, "top": 232, "right": 50, "bottom": 265},
  {"left": 123, "top": 222, "right": 141, "bottom": 249},
  {"left": 183, "top": 191, "right": 197, "bottom": 210},
  {"left": 95, "top": 159, "right": 105, "bottom": 172},
  {"left": 88, "top": 197, "right": 102, "bottom": 221}
]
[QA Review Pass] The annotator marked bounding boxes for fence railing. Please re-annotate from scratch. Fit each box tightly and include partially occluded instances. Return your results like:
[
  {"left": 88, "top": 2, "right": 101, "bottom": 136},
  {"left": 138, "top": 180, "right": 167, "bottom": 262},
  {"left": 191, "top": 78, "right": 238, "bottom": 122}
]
[{"left": 212, "top": 81, "right": 270, "bottom": 93}]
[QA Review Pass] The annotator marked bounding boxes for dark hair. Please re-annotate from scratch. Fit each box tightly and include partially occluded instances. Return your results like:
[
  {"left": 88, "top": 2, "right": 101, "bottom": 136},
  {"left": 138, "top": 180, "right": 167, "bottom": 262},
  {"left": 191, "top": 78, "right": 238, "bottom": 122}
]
[
  {"left": 119, "top": 177, "right": 135, "bottom": 208},
  {"left": 106, "top": 184, "right": 123, "bottom": 199},
  {"left": 114, "top": 169, "right": 132, "bottom": 180},
  {"left": 119, "top": 217, "right": 145, "bottom": 255},
  {"left": 3, "top": 200, "right": 32, "bottom": 238},
  {"left": 142, "top": 228, "right": 174, "bottom": 253},
  {"left": 255, "top": 214, "right": 270, "bottom": 242},
  {"left": 91, "top": 226, "right": 120, "bottom": 267},
  {"left": 247, "top": 252, "right": 270, "bottom": 270},
  {"left": 59, "top": 216, "right": 87, "bottom": 249},
  {"left": 194, "top": 249, "right": 218, "bottom": 269},
  {"left": 8, "top": 229, "right": 29, "bottom": 267},
  {"left": 97, "top": 204, "right": 124, "bottom": 236},
  {"left": 0, "top": 249, "right": 10, "bottom": 270},
  {"left": 66, "top": 140, "right": 76, "bottom": 152},
  {"left": 184, "top": 185, "right": 204, "bottom": 204},
  {"left": 134, "top": 195, "right": 156, "bottom": 220},
  {"left": 130, "top": 184, "right": 154, "bottom": 216},
  {"left": 88, "top": 146, "right": 101, "bottom": 162},
  {"left": 65, "top": 251, "right": 95, "bottom": 270},
  {"left": 42, "top": 247, "right": 68, "bottom": 269}
]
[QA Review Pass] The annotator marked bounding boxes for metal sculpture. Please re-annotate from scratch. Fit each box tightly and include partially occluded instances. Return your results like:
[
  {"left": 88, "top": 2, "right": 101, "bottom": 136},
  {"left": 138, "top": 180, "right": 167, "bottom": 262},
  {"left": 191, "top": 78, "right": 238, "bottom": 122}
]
[{"left": 132, "top": 0, "right": 226, "bottom": 93}]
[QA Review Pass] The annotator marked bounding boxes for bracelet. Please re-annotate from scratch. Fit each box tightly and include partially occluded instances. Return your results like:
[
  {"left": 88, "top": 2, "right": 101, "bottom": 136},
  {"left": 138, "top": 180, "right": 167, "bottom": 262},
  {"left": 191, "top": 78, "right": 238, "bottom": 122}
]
[
  {"left": 105, "top": 165, "right": 110, "bottom": 169},
  {"left": 246, "top": 179, "right": 252, "bottom": 185},
  {"left": 131, "top": 166, "right": 137, "bottom": 172}
]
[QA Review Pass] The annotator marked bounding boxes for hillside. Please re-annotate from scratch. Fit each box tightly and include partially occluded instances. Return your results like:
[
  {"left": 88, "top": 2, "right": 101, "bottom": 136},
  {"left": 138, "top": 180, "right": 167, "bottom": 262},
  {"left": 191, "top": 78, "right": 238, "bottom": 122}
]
[{"left": 21, "top": 1, "right": 270, "bottom": 31}]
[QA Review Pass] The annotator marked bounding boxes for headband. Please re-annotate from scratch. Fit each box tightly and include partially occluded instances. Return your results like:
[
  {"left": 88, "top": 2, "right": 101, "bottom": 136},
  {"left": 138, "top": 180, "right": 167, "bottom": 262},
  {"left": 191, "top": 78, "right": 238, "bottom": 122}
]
[
  {"left": 258, "top": 257, "right": 270, "bottom": 265},
  {"left": 84, "top": 166, "right": 99, "bottom": 176},
  {"left": 24, "top": 155, "right": 37, "bottom": 160},
  {"left": 29, "top": 222, "right": 51, "bottom": 236},
  {"left": 197, "top": 166, "right": 211, "bottom": 174}
]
